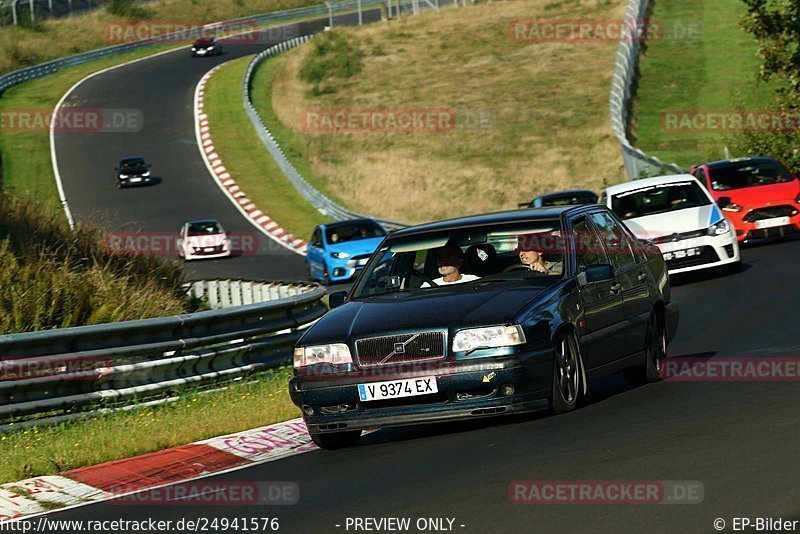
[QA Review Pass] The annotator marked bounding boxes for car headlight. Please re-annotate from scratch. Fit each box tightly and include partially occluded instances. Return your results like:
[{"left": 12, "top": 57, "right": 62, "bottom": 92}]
[
  {"left": 707, "top": 219, "right": 731, "bottom": 236},
  {"left": 452, "top": 325, "right": 526, "bottom": 354},
  {"left": 293, "top": 344, "right": 353, "bottom": 368},
  {"left": 330, "top": 251, "right": 350, "bottom": 259},
  {"left": 142, "top": 171, "right": 150, "bottom": 177},
  {"left": 119, "top": 174, "right": 129, "bottom": 178}
]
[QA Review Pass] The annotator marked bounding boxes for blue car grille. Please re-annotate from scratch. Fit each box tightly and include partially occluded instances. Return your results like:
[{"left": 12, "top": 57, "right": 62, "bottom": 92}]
[{"left": 355, "top": 331, "right": 446, "bottom": 367}]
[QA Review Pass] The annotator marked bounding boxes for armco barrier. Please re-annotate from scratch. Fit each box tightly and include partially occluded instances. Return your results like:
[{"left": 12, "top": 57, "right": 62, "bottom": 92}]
[
  {"left": 185, "top": 279, "right": 313, "bottom": 309},
  {"left": 609, "top": 0, "right": 687, "bottom": 179},
  {"left": 242, "top": 25, "right": 408, "bottom": 231},
  {"left": 0, "top": 284, "right": 326, "bottom": 428}
]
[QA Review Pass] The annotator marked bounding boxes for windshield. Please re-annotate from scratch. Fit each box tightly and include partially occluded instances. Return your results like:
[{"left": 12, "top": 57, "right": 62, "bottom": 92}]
[
  {"left": 709, "top": 160, "right": 795, "bottom": 190},
  {"left": 187, "top": 221, "right": 223, "bottom": 236},
  {"left": 352, "top": 221, "right": 565, "bottom": 298},
  {"left": 120, "top": 159, "right": 145, "bottom": 169},
  {"left": 611, "top": 181, "right": 710, "bottom": 220},
  {"left": 325, "top": 221, "right": 386, "bottom": 244}
]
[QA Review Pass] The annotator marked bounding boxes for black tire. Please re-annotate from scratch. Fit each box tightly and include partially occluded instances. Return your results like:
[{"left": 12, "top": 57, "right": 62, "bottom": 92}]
[
  {"left": 624, "top": 310, "right": 667, "bottom": 385},
  {"left": 310, "top": 430, "right": 361, "bottom": 450},
  {"left": 550, "top": 331, "right": 581, "bottom": 414}
]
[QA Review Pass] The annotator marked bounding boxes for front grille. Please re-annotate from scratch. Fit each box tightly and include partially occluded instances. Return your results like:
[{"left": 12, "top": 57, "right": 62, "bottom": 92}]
[
  {"left": 666, "top": 246, "right": 719, "bottom": 270},
  {"left": 356, "top": 331, "right": 446, "bottom": 367},
  {"left": 651, "top": 228, "right": 707, "bottom": 244},
  {"left": 724, "top": 244, "right": 735, "bottom": 258},
  {"left": 745, "top": 224, "right": 799, "bottom": 241},
  {"left": 743, "top": 205, "right": 798, "bottom": 222}
]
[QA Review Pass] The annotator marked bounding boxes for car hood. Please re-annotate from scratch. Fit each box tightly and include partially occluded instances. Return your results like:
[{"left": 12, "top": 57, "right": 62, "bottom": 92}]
[
  {"left": 709, "top": 180, "right": 800, "bottom": 207},
  {"left": 623, "top": 204, "right": 720, "bottom": 239},
  {"left": 301, "top": 285, "right": 550, "bottom": 345},
  {"left": 185, "top": 234, "right": 226, "bottom": 247},
  {"left": 329, "top": 236, "right": 385, "bottom": 257}
]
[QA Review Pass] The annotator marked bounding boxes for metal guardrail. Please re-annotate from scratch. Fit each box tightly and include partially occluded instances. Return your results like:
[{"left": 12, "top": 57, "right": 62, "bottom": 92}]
[
  {"left": 609, "top": 0, "right": 687, "bottom": 180},
  {"left": 242, "top": 15, "right": 409, "bottom": 232},
  {"left": 185, "top": 279, "right": 315, "bottom": 309},
  {"left": 0, "top": 1, "right": 361, "bottom": 96},
  {"left": 0, "top": 283, "right": 326, "bottom": 428}
]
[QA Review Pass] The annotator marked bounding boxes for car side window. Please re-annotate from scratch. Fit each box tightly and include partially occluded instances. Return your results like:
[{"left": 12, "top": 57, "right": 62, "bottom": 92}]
[
  {"left": 588, "top": 211, "right": 637, "bottom": 272},
  {"left": 571, "top": 217, "right": 610, "bottom": 273},
  {"left": 311, "top": 229, "right": 322, "bottom": 247},
  {"left": 693, "top": 167, "right": 708, "bottom": 187}
]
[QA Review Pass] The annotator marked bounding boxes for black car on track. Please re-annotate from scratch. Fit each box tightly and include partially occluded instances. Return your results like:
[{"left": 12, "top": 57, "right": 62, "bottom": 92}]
[
  {"left": 115, "top": 157, "right": 152, "bottom": 188},
  {"left": 191, "top": 37, "right": 223, "bottom": 57},
  {"left": 518, "top": 189, "right": 599, "bottom": 208},
  {"left": 290, "top": 206, "right": 679, "bottom": 449}
]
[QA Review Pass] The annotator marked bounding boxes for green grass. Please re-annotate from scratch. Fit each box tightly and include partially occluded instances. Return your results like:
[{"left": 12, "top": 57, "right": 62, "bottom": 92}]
[
  {"left": 0, "top": 43, "right": 178, "bottom": 215},
  {"left": 204, "top": 56, "right": 330, "bottom": 240},
  {"left": 250, "top": 52, "right": 351, "bottom": 205},
  {"left": 633, "top": 0, "right": 776, "bottom": 168},
  {"left": 0, "top": 367, "right": 299, "bottom": 484}
]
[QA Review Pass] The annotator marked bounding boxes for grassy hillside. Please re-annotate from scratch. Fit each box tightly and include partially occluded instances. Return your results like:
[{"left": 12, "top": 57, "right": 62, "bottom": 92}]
[
  {"left": 632, "top": 0, "right": 774, "bottom": 168},
  {"left": 0, "top": 194, "right": 190, "bottom": 333},
  {"left": 0, "top": 0, "right": 319, "bottom": 75},
  {"left": 263, "top": 0, "right": 628, "bottom": 224}
]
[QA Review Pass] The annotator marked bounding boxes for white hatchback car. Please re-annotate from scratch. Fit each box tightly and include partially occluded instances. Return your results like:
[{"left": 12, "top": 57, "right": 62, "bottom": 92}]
[
  {"left": 177, "top": 220, "right": 232, "bottom": 260},
  {"left": 601, "top": 175, "right": 740, "bottom": 274}
]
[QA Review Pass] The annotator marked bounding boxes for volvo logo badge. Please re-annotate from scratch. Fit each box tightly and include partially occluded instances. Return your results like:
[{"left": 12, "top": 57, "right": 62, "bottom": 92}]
[{"left": 394, "top": 343, "right": 405, "bottom": 354}]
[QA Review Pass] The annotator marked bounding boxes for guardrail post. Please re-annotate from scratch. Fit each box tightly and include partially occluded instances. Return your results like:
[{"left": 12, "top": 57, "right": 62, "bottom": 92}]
[{"left": 11, "top": 0, "right": 18, "bottom": 25}]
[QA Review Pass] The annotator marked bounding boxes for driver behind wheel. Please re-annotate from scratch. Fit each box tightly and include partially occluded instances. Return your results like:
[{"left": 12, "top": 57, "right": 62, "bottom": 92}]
[
  {"left": 421, "top": 244, "right": 480, "bottom": 287},
  {"left": 514, "top": 232, "right": 563, "bottom": 275}
]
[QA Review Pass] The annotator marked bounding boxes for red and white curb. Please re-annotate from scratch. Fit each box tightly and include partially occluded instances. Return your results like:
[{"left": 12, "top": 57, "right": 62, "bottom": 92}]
[
  {"left": 0, "top": 418, "right": 316, "bottom": 522},
  {"left": 195, "top": 66, "right": 308, "bottom": 255}
]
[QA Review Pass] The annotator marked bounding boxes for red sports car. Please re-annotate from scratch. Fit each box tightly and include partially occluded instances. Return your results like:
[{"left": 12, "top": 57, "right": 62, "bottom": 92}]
[{"left": 690, "top": 157, "right": 800, "bottom": 242}]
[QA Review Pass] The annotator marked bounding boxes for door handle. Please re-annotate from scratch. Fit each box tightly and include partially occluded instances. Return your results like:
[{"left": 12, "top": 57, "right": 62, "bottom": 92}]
[
  {"left": 637, "top": 272, "right": 647, "bottom": 282},
  {"left": 610, "top": 283, "right": 622, "bottom": 295}
]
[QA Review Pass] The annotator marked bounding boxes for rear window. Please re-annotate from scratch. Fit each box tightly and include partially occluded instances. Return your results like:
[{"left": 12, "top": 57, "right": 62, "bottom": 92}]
[
  {"left": 611, "top": 181, "right": 710, "bottom": 220},
  {"left": 709, "top": 160, "right": 795, "bottom": 191}
]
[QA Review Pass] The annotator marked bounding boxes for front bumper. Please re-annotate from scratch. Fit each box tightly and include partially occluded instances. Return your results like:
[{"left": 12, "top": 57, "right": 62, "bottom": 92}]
[
  {"left": 184, "top": 249, "right": 231, "bottom": 260},
  {"left": 290, "top": 351, "right": 553, "bottom": 434},
  {"left": 727, "top": 206, "right": 800, "bottom": 243},
  {"left": 118, "top": 176, "right": 148, "bottom": 187},
  {"left": 656, "top": 232, "right": 739, "bottom": 274},
  {"left": 327, "top": 259, "right": 365, "bottom": 282}
]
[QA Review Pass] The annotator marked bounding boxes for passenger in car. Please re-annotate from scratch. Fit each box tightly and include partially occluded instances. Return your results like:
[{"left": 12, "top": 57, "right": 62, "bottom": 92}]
[{"left": 421, "top": 244, "right": 480, "bottom": 286}]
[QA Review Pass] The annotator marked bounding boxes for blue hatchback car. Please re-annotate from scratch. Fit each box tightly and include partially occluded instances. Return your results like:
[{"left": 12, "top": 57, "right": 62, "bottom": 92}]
[{"left": 305, "top": 219, "right": 388, "bottom": 285}]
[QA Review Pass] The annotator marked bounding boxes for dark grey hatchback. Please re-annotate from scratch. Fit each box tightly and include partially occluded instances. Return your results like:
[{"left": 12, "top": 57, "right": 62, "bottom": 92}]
[{"left": 289, "top": 206, "right": 679, "bottom": 449}]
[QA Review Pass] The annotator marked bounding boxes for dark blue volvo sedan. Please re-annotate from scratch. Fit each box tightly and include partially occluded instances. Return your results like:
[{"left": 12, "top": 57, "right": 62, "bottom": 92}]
[{"left": 290, "top": 206, "right": 679, "bottom": 449}]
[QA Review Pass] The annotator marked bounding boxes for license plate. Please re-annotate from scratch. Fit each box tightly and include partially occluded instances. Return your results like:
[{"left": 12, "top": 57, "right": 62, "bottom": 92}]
[
  {"left": 755, "top": 216, "right": 790, "bottom": 229},
  {"left": 204, "top": 247, "right": 215, "bottom": 252},
  {"left": 663, "top": 247, "right": 702, "bottom": 261},
  {"left": 130, "top": 177, "right": 142, "bottom": 182},
  {"left": 357, "top": 377, "right": 437, "bottom": 402}
]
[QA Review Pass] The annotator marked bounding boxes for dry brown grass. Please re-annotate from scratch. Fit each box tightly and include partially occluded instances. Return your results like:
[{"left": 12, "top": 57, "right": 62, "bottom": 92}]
[
  {"left": 269, "top": 0, "right": 627, "bottom": 223},
  {"left": 0, "top": 0, "right": 319, "bottom": 74}
]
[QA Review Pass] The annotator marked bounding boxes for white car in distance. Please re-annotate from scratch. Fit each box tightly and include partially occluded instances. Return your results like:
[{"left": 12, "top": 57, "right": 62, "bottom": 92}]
[
  {"left": 177, "top": 220, "right": 232, "bottom": 261},
  {"left": 600, "top": 175, "right": 740, "bottom": 275}
]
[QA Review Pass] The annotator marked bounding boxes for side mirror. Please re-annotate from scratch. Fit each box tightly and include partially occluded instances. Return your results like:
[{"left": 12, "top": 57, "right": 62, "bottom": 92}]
[
  {"left": 717, "top": 196, "right": 732, "bottom": 209},
  {"left": 312, "top": 241, "right": 322, "bottom": 248},
  {"left": 577, "top": 264, "right": 615, "bottom": 286},
  {"left": 328, "top": 291, "right": 348, "bottom": 309}
]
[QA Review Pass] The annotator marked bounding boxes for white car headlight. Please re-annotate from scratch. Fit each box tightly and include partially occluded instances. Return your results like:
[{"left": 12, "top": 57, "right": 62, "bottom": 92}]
[
  {"left": 707, "top": 219, "right": 731, "bottom": 236},
  {"left": 142, "top": 171, "right": 150, "bottom": 177},
  {"left": 119, "top": 174, "right": 129, "bottom": 178},
  {"left": 330, "top": 251, "right": 350, "bottom": 259},
  {"left": 452, "top": 325, "right": 526, "bottom": 354},
  {"left": 293, "top": 343, "right": 353, "bottom": 368}
]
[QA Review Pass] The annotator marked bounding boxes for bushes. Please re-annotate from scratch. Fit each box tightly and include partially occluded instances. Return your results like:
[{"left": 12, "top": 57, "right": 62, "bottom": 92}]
[
  {"left": 299, "top": 30, "right": 364, "bottom": 95},
  {"left": 0, "top": 194, "right": 189, "bottom": 333},
  {"left": 105, "top": 0, "right": 152, "bottom": 19}
]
